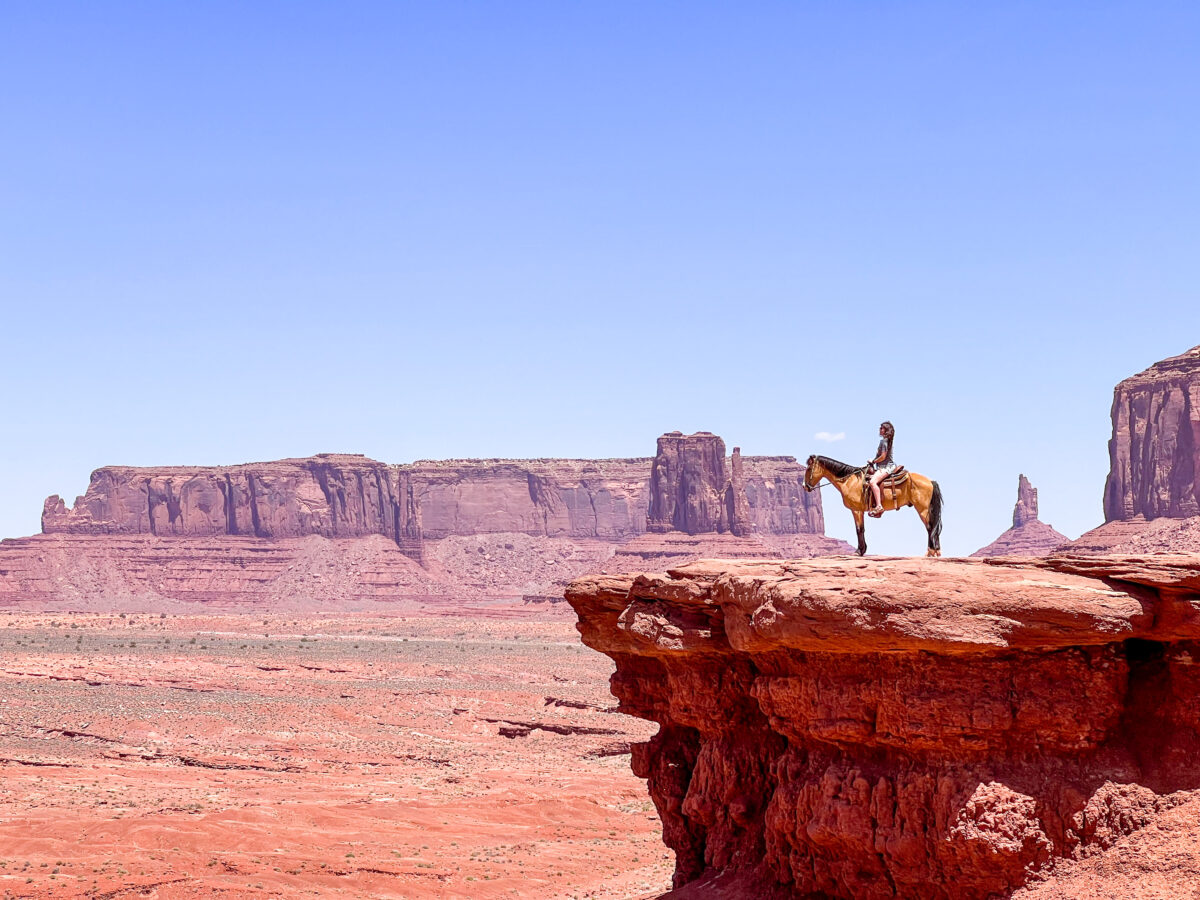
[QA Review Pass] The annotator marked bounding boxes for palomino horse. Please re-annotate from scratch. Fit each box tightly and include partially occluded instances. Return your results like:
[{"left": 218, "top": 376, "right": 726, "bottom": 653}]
[{"left": 804, "top": 455, "right": 943, "bottom": 557}]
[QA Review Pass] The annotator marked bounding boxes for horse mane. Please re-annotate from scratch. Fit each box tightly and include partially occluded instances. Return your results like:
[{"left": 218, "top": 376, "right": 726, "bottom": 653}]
[{"left": 812, "top": 455, "right": 863, "bottom": 478}]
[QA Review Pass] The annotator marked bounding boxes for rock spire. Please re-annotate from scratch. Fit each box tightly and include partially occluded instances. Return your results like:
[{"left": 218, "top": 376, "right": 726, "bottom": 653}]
[{"left": 971, "top": 475, "right": 1066, "bottom": 557}]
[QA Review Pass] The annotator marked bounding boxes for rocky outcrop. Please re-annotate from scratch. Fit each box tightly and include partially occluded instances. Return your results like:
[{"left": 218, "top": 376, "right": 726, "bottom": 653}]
[
  {"left": 400, "top": 457, "right": 650, "bottom": 543},
  {"left": 646, "top": 433, "right": 819, "bottom": 538},
  {"left": 42, "top": 454, "right": 412, "bottom": 541},
  {"left": 17, "top": 436, "right": 840, "bottom": 609},
  {"left": 40, "top": 454, "right": 653, "bottom": 554},
  {"left": 41, "top": 438, "right": 827, "bottom": 555},
  {"left": 1063, "top": 345, "right": 1200, "bottom": 555},
  {"left": 724, "top": 448, "right": 752, "bottom": 538},
  {"left": 649, "top": 432, "right": 733, "bottom": 534},
  {"left": 1104, "top": 344, "right": 1200, "bottom": 522},
  {"left": 1014, "top": 473, "right": 1037, "bottom": 526},
  {"left": 739, "top": 455, "right": 824, "bottom": 536},
  {"left": 971, "top": 475, "right": 1068, "bottom": 557},
  {"left": 606, "top": 436, "right": 849, "bottom": 575},
  {"left": 567, "top": 554, "right": 1200, "bottom": 898}
]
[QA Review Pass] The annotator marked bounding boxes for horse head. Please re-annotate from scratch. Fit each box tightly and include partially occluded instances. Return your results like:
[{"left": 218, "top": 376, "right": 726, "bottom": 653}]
[{"left": 803, "top": 455, "right": 820, "bottom": 492}]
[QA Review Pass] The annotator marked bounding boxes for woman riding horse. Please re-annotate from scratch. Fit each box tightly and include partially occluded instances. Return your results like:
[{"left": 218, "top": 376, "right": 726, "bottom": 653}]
[
  {"left": 804, "top": 427, "right": 943, "bottom": 556},
  {"left": 867, "top": 421, "right": 897, "bottom": 518}
]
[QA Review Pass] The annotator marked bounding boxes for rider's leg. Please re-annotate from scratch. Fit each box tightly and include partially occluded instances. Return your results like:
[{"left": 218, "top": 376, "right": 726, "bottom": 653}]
[{"left": 870, "top": 470, "right": 884, "bottom": 510}]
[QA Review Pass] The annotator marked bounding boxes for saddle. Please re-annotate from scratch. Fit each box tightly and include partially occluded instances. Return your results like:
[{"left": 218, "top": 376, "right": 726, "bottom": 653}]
[{"left": 862, "top": 465, "right": 909, "bottom": 511}]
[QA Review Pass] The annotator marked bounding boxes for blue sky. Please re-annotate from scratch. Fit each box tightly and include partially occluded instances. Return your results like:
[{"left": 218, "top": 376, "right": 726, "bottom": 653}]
[{"left": 2, "top": 3, "right": 1198, "bottom": 555}]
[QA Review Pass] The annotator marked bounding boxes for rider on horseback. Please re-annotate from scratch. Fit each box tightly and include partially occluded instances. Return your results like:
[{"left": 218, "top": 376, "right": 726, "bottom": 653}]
[{"left": 867, "top": 421, "right": 897, "bottom": 518}]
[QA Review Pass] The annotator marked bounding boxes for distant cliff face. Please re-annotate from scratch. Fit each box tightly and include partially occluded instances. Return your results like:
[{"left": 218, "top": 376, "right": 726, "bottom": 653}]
[
  {"left": 42, "top": 455, "right": 416, "bottom": 540},
  {"left": 740, "top": 453, "right": 824, "bottom": 536},
  {"left": 1104, "top": 345, "right": 1200, "bottom": 522},
  {"left": 567, "top": 555, "right": 1200, "bottom": 898},
  {"left": 40, "top": 437, "right": 826, "bottom": 556},
  {"left": 648, "top": 432, "right": 729, "bottom": 534},
  {"left": 645, "top": 432, "right": 822, "bottom": 539},
  {"left": 41, "top": 454, "right": 653, "bottom": 555}
]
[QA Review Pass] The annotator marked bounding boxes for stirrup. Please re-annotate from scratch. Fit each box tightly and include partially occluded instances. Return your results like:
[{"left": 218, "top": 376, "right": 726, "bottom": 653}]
[{"left": 868, "top": 506, "right": 884, "bottom": 518}]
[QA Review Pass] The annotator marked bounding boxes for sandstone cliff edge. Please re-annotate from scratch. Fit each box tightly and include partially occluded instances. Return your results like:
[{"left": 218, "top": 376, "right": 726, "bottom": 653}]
[{"left": 567, "top": 554, "right": 1200, "bottom": 898}]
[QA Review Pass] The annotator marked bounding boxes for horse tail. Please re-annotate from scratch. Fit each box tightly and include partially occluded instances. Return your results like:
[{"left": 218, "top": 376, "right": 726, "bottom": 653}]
[{"left": 928, "top": 481, "right": 944, "bottom": 552}]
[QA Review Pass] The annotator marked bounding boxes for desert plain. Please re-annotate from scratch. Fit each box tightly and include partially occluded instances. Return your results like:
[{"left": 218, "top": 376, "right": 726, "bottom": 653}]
[{"left": 0, "top": 606, "right": 670, "bottom": 899}]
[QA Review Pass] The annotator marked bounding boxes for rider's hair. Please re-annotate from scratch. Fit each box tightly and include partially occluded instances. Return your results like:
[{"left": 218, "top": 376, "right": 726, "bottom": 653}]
[{"left": 879, "top": 421, "right": 895, "bottom": 457}]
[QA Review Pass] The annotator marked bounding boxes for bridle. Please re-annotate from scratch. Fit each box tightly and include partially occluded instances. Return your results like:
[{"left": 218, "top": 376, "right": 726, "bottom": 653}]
[
  {"left": 803, "top": 458, "right": 824, "bottom": 493},
  {"left": 804, "top": 457, "right": 863, "bottom": 493}
]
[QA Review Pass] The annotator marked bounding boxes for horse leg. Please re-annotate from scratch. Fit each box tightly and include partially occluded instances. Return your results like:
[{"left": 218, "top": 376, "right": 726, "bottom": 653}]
[
  {"left": 917, "top": 496, "right": 941, "bottom": 558},
  {"left": 853, "top": 510, "right": 867, "bottom": 556}
]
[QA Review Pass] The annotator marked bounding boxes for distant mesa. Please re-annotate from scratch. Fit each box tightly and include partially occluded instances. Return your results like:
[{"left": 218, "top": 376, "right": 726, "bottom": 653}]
[
  {"left": 648, "top": 431, "right": 743, "bottom": 536},
  {"left": 971, "top": 474, "right": 1067, "bottom": 558},
  {"left": 1065, "top": 344, "right": 1200, "bottom": 553},
  {"left": 612, "top": 430, "right": 851, "bottom": 571},
  {"left": 1104, "top": 344, "right": 1200, "bottom": 522},
  {"left": 36, "top": 433, "right": 830, "bottom": 554},
  {"left": 3, "top": 430, "right": 850, "bottom": 611},
  {"left": 647, "top": 431, "right": 793, "bottom": 538}
]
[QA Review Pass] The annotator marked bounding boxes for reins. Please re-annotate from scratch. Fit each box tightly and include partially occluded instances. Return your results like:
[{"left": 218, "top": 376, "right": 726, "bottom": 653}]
[{"left": 804, "top": 463, "right": 865, "bottom": 494}]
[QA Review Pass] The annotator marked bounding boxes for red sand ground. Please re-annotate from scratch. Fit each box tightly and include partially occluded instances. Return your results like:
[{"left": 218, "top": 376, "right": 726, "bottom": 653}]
[{"left": 0, "top": 610, "right": 670, "bottom": 899}]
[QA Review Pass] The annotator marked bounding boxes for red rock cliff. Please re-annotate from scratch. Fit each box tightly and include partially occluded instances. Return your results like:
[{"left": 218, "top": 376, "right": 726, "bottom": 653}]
[
  {"left": 1014, "top": 473, "right": 1037, "bottom": 527},
  {"left": 647, "top": 432, "right": 820, "bottom": 537},
  {"left": 649, "top": 432, "right": 732, "bottom": 534},
  {"left": 41, "top": 454, "right": 652, "bottom": 552},
  {"left": 40, "top": 439, "right": 826, "bottom": 553},
  {"left": 567, "top": 555, "right": 1200, "bottom": 898},
  {"left": 43, "top": 454, "right": 415, "bottom": 539},
  {"left": 1104, "top": 345, "right": 1200, "bottom": 522}
]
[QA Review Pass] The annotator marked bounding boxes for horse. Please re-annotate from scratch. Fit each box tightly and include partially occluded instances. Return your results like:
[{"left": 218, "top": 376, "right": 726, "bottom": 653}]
[{"left": 803, "top": 455, "right": 943, "bottom": 557}]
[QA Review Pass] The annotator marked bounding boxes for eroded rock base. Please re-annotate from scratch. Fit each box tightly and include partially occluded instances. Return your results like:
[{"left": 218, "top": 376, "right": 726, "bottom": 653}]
[{"left": 567, "top": 556, "right": 1200, "bottom": 899}]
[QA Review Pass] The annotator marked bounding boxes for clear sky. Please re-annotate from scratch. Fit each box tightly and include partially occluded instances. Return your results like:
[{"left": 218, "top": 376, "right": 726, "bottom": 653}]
[{"left": 2, "top": 3, "right": 1198, "bottom": 555}]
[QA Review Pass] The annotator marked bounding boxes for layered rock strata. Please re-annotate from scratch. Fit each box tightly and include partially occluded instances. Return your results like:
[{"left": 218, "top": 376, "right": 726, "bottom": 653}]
[
  {"left": 649, "top": 433, "right": 730, "bottom": 534},
  {"left": 41, "top": 439, "right": 826, "bottom": 557},
  {"left": 725, "top": 448, "right": 752, "bottom": 538},
  {"left": 971, "top": 475, "right": 1068, "bottom": 557},
  {"left": 567, "top": 554, "right": 1200, "bottom": 898},
  {"left": 1104, "top": 344, "right": 1200, "bottom": 522},
  {"left": 15, "top": 436, "right": 841, "bottom": 609},
  {"left": 40, "top": 454, "right": 654, "bottom": 557},
  {"left": 645, "top": 432, "right": 820, "bottom": 539}
]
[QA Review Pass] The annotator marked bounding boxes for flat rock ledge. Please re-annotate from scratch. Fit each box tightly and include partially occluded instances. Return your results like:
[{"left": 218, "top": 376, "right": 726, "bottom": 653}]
[{"left": 567, "top": 554, "right": 1200, "bottom": 899}]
